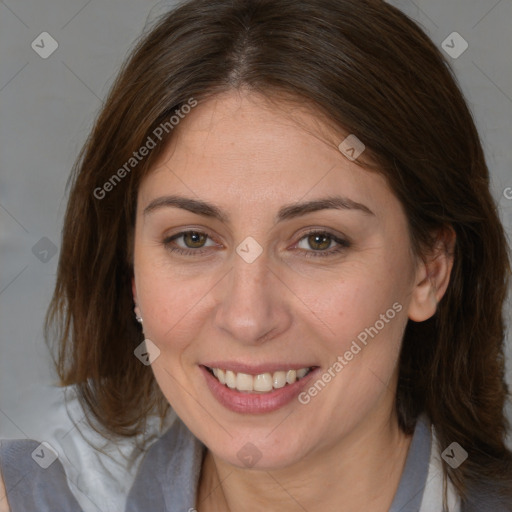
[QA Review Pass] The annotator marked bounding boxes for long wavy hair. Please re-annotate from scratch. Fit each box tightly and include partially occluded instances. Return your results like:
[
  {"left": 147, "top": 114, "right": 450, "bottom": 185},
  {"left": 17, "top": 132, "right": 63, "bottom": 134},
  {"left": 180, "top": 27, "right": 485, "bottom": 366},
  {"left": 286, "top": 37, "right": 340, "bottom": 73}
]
[{"left": 45, "top": 0, "right": 512, "bottom": 506}]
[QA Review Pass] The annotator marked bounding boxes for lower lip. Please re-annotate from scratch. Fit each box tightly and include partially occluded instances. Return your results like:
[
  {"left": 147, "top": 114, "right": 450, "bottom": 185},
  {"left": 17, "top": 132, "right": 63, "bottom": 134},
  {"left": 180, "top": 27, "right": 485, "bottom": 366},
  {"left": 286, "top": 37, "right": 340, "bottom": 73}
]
[{"left": 200, "top": 365, "right": 320, "bottom": 414}]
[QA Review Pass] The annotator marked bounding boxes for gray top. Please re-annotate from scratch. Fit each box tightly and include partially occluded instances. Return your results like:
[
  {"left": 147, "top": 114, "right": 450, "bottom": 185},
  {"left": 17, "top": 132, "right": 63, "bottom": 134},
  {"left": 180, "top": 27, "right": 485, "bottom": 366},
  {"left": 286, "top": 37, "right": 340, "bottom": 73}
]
[
  {"left": 126, "top": 413, "right": 432, "bottom": 512},
  {"left": 0, "top": 414, "right": 510, "bottom": 511}
]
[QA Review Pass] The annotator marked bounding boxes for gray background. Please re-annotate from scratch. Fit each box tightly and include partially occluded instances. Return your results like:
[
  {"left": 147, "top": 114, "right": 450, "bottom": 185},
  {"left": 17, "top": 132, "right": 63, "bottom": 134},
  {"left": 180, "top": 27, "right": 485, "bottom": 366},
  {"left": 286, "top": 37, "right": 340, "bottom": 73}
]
[{"left": 1, "top": 0, "right": 511, "bottom": 444}]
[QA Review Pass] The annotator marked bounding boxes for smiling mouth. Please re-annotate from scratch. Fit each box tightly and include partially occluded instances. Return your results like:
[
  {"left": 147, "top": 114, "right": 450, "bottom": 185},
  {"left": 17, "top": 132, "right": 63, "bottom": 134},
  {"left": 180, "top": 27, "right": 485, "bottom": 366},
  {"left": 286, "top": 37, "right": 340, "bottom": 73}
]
[{"left": 204, "top": 365, "right": 316, "bottom": 393}]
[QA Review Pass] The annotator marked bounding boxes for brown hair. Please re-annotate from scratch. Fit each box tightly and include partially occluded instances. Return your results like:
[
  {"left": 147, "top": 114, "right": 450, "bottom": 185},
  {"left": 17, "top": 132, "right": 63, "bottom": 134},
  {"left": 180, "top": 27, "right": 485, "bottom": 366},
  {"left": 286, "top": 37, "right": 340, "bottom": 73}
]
[{"left": 46, "top": 0, "right": 512, "bottom": 505}]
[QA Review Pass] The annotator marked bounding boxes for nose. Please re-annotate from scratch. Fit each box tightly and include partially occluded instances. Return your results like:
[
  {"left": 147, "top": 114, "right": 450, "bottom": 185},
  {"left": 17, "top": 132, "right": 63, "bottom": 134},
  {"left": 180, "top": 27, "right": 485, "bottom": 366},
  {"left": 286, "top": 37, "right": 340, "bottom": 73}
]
[{"left": 213, "top": 254, "right": 292, "bottom": 345}]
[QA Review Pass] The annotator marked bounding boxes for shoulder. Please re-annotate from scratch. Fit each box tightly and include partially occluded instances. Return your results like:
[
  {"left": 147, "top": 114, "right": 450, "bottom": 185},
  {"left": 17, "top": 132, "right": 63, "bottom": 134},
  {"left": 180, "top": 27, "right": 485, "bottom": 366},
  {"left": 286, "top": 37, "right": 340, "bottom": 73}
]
[
  {"left": 125, "top": 418, "right": 206, "bottom": 512},
  {"left": 1, "top": 386, "right": 179, "bottom": 512},
  {"left": 0, "top": 438, "right": 82, "bottom": 511},
  {"left": 423, "top": 420, "right": 512, "bottom": 512}
]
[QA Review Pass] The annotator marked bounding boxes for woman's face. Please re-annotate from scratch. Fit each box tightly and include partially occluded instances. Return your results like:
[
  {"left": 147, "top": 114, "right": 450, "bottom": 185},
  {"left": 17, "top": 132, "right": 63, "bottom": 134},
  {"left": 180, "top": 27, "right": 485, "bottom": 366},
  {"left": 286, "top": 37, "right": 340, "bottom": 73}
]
[{"left": 132, "top": 90, "right": 423, "bottom": 469}]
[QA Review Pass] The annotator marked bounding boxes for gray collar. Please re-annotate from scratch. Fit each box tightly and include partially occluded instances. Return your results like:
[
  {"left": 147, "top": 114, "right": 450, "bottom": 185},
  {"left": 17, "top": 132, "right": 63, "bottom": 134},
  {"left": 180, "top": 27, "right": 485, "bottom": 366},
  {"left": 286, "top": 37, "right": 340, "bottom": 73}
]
[
  {"left": 126, "top": 414, "right": 432, "bottom": 512},
  {"left": 389, "top": 414, "right": 431, "bottom": 512}
]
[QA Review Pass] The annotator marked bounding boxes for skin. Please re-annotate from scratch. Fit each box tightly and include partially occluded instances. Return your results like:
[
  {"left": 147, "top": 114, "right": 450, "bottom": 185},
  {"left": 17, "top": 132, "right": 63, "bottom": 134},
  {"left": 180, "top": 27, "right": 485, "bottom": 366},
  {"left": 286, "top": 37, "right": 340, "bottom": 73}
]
[{"left": 132, "top": 89, "right": 454, "bottom": 512}]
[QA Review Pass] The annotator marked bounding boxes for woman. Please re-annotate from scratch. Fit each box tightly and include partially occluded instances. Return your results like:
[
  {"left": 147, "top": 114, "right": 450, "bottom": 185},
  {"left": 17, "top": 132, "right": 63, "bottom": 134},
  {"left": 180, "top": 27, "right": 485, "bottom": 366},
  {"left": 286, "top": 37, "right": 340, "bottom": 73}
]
[{"left": 1, "top": 0, "right": 511, "bottom": 510}]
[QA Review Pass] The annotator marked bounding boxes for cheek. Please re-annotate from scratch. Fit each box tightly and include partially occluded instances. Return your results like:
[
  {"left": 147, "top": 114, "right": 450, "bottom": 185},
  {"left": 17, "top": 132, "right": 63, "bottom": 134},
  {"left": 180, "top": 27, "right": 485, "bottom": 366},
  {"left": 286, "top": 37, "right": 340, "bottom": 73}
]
[
  {"left": 316, "top": 262, "right": 406, "bottom": 334},
  {"left": 325, "top": 290, "right": 405, "bottom": 374},
  {"left": 303, "top": 275, "right": 407, "bottom": 425},
  {"left": 305, "top": 255, "right": 410, "bottom": 385},
  {"left": 135, "top": 258, "right": 216, "bottom": 349}
]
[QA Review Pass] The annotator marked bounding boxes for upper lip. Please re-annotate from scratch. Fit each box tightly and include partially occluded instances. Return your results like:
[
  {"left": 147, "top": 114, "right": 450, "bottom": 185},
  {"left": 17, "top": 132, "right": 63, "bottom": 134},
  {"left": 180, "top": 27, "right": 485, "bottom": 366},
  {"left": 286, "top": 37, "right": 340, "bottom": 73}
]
[{"left": 202, "top": 362, "right": 318, "bottom": 375}]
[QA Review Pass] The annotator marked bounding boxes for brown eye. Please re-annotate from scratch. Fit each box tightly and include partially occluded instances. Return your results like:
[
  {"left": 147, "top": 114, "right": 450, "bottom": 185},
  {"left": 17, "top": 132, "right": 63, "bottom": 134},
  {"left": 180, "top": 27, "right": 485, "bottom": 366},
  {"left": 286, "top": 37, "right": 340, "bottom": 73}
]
[
  {"left": 306, "top": 233, "right": 332, "bottom": 251},
  {"left": 295, "top": 230, "right": 350, "bottom": 258},
  {"left": 182, "top": 231, "right": 208, "bottom": 248},
  {"left": 163, "top": 230, "right": 217, "bottom": 256}
]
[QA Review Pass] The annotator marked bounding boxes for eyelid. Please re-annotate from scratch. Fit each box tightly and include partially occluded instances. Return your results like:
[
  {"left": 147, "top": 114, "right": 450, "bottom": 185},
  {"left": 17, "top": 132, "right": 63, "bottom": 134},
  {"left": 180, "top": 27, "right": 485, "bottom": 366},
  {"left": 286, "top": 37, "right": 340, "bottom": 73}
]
[
  {"left": 162, "top": 226, "right": 222, "bottom": 244},
  {"left": 293, "top": 227, "right": 350, "bottom": 244},
  {"left": 166, "top": 231, "right": 217, "bottom": 248}
]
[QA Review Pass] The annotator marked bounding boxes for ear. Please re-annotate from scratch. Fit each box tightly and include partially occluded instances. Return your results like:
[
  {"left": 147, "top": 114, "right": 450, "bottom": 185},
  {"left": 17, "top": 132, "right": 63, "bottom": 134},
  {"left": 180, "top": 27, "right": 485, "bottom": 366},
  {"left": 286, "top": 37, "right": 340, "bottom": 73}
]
[{"left": 407, "top": 227, "right": 456, "bottom": 322}]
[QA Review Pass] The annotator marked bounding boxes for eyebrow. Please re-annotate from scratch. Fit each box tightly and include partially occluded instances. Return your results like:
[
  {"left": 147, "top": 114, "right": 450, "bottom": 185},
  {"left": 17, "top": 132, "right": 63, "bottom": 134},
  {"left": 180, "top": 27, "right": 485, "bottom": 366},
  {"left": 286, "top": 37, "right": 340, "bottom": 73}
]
[{"left": 143, "top": 194, "right": 374, "bottom": 223}]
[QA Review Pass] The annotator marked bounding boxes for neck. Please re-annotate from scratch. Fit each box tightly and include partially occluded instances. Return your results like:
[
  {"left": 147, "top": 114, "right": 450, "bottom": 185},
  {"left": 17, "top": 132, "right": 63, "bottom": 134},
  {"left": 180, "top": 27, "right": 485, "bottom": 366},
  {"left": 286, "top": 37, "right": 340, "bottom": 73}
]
[{"left": 196, "top": 411, "right": 413, "bottom": 512}]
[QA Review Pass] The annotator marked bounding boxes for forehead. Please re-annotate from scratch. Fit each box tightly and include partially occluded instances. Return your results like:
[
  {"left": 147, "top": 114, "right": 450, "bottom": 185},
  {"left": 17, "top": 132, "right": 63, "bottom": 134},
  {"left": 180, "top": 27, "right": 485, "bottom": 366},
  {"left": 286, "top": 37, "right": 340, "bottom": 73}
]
[{"left": 138, "top": 90, "right": 396, "bottom": 220}]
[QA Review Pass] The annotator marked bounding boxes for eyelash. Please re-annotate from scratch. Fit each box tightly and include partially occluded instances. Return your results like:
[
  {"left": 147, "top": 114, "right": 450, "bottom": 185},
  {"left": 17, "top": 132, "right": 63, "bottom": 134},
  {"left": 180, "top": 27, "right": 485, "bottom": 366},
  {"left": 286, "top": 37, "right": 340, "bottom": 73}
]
[{"left": 162, "top": 229, "right": 350, "bottom": 258}]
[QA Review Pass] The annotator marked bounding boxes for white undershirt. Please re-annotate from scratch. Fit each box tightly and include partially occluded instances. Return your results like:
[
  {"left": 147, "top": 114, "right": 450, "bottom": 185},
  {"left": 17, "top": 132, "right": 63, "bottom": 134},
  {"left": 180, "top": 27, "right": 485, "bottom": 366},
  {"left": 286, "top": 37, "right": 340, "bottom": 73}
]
[{"left": 419, "top": 423, "right": 461, "bottom": 511}]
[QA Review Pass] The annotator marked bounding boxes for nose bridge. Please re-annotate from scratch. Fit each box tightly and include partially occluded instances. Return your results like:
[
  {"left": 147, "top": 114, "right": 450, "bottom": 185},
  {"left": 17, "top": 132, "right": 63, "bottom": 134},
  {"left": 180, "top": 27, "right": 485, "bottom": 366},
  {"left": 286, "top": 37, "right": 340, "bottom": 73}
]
[{"left": 213, "top": 251, "right": 289, "bottom": 344}]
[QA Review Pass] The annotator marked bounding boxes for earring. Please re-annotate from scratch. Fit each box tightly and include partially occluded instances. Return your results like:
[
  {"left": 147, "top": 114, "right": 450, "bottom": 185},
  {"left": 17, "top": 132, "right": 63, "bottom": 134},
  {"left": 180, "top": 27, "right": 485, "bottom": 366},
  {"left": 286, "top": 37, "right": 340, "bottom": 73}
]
[{"left": 134, "top": 304, "right": 143, "bottom": 324}]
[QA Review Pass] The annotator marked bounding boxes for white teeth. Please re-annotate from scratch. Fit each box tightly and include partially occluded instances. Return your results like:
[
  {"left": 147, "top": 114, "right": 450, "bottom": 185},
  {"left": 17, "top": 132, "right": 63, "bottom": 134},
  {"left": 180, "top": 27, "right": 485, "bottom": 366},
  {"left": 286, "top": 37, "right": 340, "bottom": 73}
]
[
  {"left": 273, "top": 371, "right": 287, "bottom": 389},
  {"left": 209, "top": 367, "right": 312, "bottom": 393},
  {"left": 286, "top": 369, "right": 296, "bottom": 384},
  {"left": 225, "top": 370, "right": 236, "bottom": 389},
  {"left": 236, "top": 372, "right": 253, "bottom": 391},
  {"left": 253, "top": 373, "right": 273, "bottom": 392},
  {"left": 296, "top": 368, "right": 308, "bottom": 379}
]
